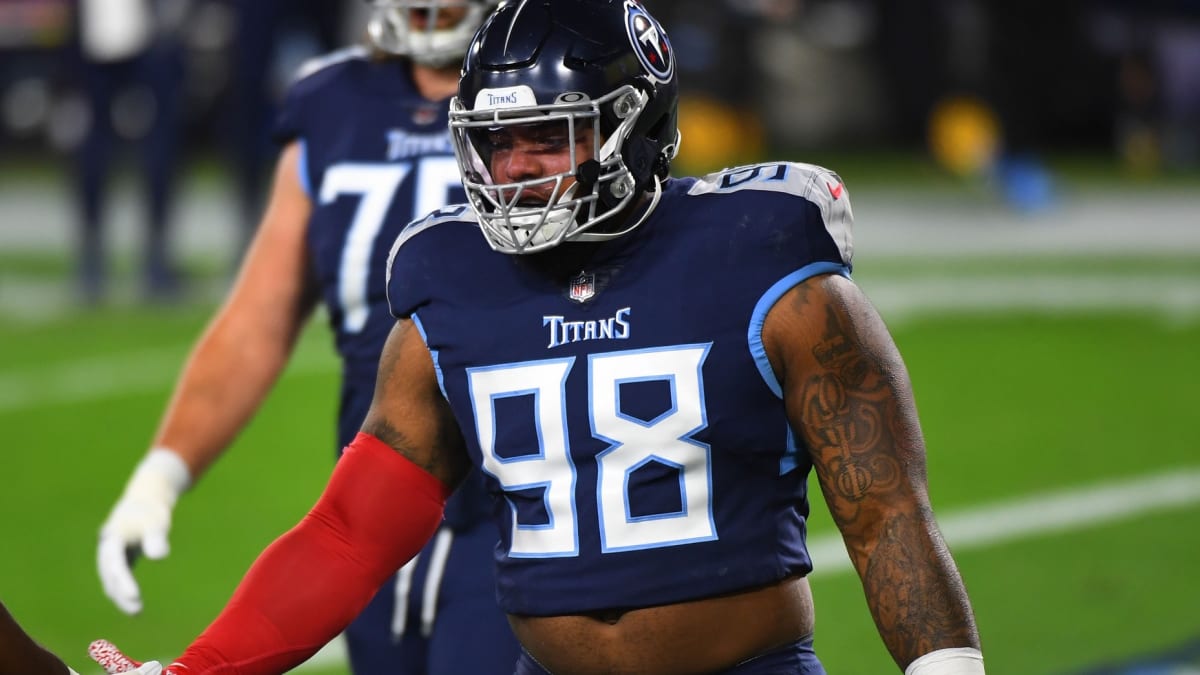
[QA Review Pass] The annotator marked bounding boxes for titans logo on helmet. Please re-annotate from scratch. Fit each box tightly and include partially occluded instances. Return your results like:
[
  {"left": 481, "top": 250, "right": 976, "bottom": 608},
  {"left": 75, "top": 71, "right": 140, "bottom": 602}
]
[{"left": 624, "top": 0, "right": 674, "bottom": 83}]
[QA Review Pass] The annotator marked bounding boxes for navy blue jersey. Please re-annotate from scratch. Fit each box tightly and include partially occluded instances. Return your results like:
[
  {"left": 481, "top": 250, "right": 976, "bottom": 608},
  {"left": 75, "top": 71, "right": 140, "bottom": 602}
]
[
  {"left": 387, "top": 162, "right": 855, "bottom": 615},
  {"left": 273, "top": 47, "right": 466, "bottom": 450}
]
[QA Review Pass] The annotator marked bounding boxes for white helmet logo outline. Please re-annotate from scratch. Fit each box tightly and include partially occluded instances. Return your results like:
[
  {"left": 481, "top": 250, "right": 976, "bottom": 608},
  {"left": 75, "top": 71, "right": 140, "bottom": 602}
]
[{"left": 624, "top": 1, "right": 673, "bottom": 83}]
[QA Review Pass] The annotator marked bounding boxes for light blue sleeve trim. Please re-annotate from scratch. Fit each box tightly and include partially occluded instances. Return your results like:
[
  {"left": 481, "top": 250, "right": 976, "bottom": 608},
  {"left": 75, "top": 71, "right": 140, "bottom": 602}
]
[
  {"left": 410, "top": 313, "right": 448, "bottom": 399},
  {"left": 296, "top": 139, "right": 312, "bottom": 199},
  {"left": 780, "top": 426, "right": 800, "bottom": 475},
  {"left": 748, "top": 261, "right": 851, "bottom": 399}
]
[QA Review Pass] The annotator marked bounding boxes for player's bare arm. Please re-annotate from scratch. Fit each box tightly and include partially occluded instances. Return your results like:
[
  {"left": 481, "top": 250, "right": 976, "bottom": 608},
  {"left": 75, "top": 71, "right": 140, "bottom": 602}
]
[
  {"left": 155, "top": 140, "right": 319, "bottom": 477},
  {"left": 98, "top": 141, "right": 321, "bottom": 616},
  {"left": 361, "top": 319, "right": 472, "bottom": 488},
  {"left": 765, "top": 272, "right": 981, "bottom": 670},
  {"left": 0, "top": 601, "right": 77, "bottom": 675}
]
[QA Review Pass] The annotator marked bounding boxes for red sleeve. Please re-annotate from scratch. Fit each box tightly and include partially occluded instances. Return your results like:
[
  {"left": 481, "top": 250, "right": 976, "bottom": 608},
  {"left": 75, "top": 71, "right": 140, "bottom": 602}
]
[{"left": 170, "top": 433, "right": 450, "bottom": 674}]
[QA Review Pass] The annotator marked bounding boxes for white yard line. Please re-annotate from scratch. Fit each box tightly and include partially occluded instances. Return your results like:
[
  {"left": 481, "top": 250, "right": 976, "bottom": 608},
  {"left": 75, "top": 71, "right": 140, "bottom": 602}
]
[
  {"left": 288, "top": 465, "right": 1200, "bottom": 673},
  {"left": 805, "top": 467, "right": 1200, "bottom": 576},
  {"left": 0, "top": 342, "right": 336, "bottom": 413},
  {"left": 858, "top": 275, "right": 1200, "bottom": 323}
]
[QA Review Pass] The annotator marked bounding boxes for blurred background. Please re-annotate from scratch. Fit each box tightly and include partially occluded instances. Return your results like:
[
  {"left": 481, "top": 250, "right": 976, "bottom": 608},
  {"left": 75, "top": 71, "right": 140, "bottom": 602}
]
[{"left": 0, "top": 1, "right": 1197, "bottom": 674}]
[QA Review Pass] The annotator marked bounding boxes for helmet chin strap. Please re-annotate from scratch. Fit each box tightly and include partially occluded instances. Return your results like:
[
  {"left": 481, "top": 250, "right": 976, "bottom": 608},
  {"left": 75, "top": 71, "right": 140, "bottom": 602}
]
[{"left": 572, "top": 174, "right": 663, "bottom": 243}]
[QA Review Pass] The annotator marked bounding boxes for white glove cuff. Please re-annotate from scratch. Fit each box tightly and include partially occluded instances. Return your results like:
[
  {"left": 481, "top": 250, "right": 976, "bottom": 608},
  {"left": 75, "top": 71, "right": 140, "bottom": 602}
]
[
  {"left": 905, "top": 647, "right": 985, "bottom": 675},
  {"left": 128, "top": 447, "right": 193, "bottom": 504}
]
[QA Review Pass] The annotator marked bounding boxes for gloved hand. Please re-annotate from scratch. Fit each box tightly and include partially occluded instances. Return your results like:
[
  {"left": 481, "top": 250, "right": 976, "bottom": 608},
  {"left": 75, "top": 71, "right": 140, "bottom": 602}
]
[
  {"left": 88, "top": 640, "right": 171, "bottom": 675},
  {"left": 97, "top": 449, "right": 191, "bottom": 614}
]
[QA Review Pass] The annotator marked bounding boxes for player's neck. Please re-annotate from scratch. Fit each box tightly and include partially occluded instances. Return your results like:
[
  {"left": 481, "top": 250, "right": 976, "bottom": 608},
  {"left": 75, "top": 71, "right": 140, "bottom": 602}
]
[{"left": 411, "top": 63, "right": 461, "bottom": 102}]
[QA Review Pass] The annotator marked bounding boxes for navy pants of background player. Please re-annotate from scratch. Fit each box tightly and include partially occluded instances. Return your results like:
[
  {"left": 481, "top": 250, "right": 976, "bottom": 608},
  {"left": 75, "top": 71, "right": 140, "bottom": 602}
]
[
  {"left": 345, "top": 520, "right": 520, "bottom": 675},
  {"left": 74, "top": 39, "right": 184, "bottom": 300}
]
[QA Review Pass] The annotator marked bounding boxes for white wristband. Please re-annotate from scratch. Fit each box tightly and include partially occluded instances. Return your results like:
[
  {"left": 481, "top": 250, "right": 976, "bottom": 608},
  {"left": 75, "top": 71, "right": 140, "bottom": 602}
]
[{"left": 905, "top": 647, "right": 985, "bottom": 675}]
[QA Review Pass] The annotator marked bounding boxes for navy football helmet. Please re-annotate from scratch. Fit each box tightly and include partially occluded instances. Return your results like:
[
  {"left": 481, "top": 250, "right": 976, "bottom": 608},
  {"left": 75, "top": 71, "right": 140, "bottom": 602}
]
[
  {"left": 449, "top": 0, "right": 681, "bottom": 254},
  {"left": 366, "top": 1, "right": 501, "bottom": 66}
]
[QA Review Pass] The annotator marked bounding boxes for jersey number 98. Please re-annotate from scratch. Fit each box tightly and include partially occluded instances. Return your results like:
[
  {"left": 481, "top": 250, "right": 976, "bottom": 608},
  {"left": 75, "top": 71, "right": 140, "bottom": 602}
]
[{"left": 467, "top": 344, "right": 717, "bottom": 557}]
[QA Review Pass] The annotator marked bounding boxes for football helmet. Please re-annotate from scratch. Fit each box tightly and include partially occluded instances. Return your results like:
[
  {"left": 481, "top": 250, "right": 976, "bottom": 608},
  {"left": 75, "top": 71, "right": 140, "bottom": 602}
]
[
  {"left": 449, "top": 0, "right": 681, "bottom": 254},
  {"left": 365, "top": 0, "right": 500, "bottom": 67}
]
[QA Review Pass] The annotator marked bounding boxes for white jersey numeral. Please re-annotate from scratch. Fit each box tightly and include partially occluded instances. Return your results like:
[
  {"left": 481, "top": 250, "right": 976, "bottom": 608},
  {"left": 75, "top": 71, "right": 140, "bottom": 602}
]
[
  {"left": 467, "top": 345, "right": 715, "bottom": 557},
  {"left": 469, "top": 358, "right": 580, "bottom": 557},
  {"left": 591, "top": 346, "right": 715, "bottom": 552},
  {"left": 320, "top": 157, "right": 461, "bottom": 333}
]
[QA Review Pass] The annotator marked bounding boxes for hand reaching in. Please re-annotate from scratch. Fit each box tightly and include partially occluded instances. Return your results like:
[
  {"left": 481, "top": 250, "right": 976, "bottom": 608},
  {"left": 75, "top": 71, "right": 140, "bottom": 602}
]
[{"left": 88, "top": 640, "right": 169, "bottom": 675}]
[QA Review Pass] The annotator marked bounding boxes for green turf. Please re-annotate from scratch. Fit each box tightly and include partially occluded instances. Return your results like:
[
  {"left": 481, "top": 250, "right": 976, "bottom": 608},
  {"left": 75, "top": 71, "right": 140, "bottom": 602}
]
[
  {"left": 808, "top": 504, "right": 1200, "bottom": 674},
  {"left": 1, "top": 278, "right": 1198, "bottom": 673}
]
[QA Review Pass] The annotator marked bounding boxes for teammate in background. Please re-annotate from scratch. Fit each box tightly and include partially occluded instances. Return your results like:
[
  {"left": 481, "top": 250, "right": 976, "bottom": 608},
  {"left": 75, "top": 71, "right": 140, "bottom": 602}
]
[
  {"left": 0, "top": 600, "right": 79, "bottom": 675},
  {"left": 71, "top": 0, "right": 187, "bottom": 304},
  {"left": 92, "top": 1, "right": 984, "bottom": 673},
  {"left": 95, "top": 2, "right": 518, "bottom": 674}
]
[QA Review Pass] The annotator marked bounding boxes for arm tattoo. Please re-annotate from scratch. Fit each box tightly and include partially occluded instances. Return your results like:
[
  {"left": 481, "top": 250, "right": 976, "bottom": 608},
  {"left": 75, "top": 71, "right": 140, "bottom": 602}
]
[
  {"left": 363, "top": 418, "right": 431, "bottom": 472},
  {"left": 791, "top": 281, "right": 979, "bottom": 665},
  {"left": 802, "top": 302, "right": 903, "bottom": 526},
  {"left": 361, "top": 321, "right": 470, "bottom": 487}
]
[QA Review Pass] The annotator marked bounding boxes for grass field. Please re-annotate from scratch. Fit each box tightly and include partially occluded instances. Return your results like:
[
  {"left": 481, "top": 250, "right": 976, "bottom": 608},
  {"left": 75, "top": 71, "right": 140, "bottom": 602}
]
[{"left": 1, "top": 167, "right": 1198, "bottom": 673}]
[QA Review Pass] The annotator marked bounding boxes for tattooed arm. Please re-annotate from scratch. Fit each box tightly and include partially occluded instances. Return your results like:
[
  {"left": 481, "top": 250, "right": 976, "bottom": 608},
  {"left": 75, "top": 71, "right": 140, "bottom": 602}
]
[{"left": 763, "top": 273, "right": 981, "bottom": 671}]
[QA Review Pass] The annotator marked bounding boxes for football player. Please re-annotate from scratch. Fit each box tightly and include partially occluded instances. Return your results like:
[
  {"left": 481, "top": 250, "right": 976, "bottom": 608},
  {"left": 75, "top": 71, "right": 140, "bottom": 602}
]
[
  {"left": 93, "top": 1, "right": 985, "bottom": 673},
  {"left": 95, "top": 2, "right": 519, "bottom": 674}
]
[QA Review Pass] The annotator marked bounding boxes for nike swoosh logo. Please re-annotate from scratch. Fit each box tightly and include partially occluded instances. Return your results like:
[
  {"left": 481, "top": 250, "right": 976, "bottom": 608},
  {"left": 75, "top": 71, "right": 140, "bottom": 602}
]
[{"left": 827, "top": 182, "right": 844, "bottom": 200}]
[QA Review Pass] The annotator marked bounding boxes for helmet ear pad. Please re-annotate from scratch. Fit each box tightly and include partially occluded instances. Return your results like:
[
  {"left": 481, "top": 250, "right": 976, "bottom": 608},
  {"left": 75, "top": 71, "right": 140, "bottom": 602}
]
[
  {"left": 623, "top": 135, "right": 661, "bottom": 194},
  {"left": 596, "top": 78, "right": 673, "bottom": 203}
]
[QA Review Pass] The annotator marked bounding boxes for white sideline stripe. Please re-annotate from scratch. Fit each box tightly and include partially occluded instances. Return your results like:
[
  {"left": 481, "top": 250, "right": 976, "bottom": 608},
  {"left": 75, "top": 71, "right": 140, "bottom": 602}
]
[
  {"left": 4, "top": 274, "right": 1199, "bottom": 326},
  {"left": 3, "top": 274, "right": 1199, "bottom": 413},
  {"left": 284, "top": 466, "right": 1200, "bottom": 673}
]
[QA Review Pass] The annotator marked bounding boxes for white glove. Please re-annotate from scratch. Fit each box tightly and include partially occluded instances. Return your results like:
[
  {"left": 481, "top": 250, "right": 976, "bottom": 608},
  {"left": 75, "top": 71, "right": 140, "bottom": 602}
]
[
  {"left": 97, "top": 449, "right": 191, "bottom": 614},
  {"left": 89, "top": 640, "right": 164, "bottom": 675}
]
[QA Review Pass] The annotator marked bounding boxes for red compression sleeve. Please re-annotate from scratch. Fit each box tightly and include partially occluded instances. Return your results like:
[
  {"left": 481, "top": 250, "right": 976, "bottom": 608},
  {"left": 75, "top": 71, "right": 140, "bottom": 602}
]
[{"left": 171, "top": 433, "right": 450, "bottom": 674}]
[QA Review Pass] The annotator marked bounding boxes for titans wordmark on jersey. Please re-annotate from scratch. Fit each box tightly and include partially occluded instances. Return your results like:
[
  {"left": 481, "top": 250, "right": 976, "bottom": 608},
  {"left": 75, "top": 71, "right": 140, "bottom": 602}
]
[{"left": 389, "top": 162, "right": 853, "bottom": 615}]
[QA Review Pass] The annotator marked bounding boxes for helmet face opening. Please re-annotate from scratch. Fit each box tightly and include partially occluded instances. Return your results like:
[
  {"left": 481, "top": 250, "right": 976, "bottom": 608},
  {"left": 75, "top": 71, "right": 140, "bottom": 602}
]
[
  {"left": 366, "top": 0, "right": 497, "bottom": 66},
  {"left": 450, "top": 85, "right": 651, "bottom": 254},
  {"left": 451, "top": 0, "right": 681, "bottom": 255}
]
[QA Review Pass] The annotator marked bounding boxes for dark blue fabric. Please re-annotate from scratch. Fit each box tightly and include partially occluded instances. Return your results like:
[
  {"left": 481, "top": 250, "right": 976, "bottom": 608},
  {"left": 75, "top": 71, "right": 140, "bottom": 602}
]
[{"left": 388, "top": 164, "right": 853, "bottom": 616}]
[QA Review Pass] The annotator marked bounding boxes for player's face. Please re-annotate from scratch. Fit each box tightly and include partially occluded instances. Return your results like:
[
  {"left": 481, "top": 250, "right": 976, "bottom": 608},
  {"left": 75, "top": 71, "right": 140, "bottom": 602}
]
[
  {"left": 406, "top": 5, "right": 469, "bottom": 30},
  {"left": 485, "top": 121, "right": 596, "bottom": 204}
]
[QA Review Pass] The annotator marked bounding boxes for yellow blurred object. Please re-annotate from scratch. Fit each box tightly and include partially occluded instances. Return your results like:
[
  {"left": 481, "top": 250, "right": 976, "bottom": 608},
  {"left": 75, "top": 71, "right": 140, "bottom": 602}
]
[
  {"left": 675, "top": 95, "right": 764, "bottom": 176},
  {"left": 1120, "top": 127, "right": 1161, "bottom": 175},
  {"left": 928, "top": 95, "right": 1000, "bottom": 177}
]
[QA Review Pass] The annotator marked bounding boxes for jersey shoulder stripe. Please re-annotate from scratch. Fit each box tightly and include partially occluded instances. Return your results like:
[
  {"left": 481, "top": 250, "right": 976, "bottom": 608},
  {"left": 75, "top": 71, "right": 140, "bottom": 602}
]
[
  {"left": 384, "top": 204, "right": 478, "bottom": 301},
  {"left": 290, "top": 45, "right": 370, "bottom": 86}
]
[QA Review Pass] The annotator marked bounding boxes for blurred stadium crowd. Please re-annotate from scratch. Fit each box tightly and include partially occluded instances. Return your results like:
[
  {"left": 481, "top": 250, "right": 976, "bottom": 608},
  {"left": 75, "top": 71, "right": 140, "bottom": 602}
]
[
  {"left": 0, "top": 0, "right": 1197, "bottom": 300},
  {"left": 2, "top": 1, "right": 1197, "bottom": 162}
]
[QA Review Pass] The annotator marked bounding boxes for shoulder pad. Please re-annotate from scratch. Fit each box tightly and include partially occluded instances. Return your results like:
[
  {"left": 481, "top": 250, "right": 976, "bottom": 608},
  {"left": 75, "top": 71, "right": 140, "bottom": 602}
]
[
  {"left": 688, "top": 161, "right": 853, "bottom": 264},
  {"left": 689, "top": 162, "right": 844, "bottom": 201}
]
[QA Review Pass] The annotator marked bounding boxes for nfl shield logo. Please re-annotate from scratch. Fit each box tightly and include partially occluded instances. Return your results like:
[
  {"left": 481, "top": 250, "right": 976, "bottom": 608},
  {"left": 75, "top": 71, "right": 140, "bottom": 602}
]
[{"left": 568, "top": 272, "right": 595, "bottom": 303}]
